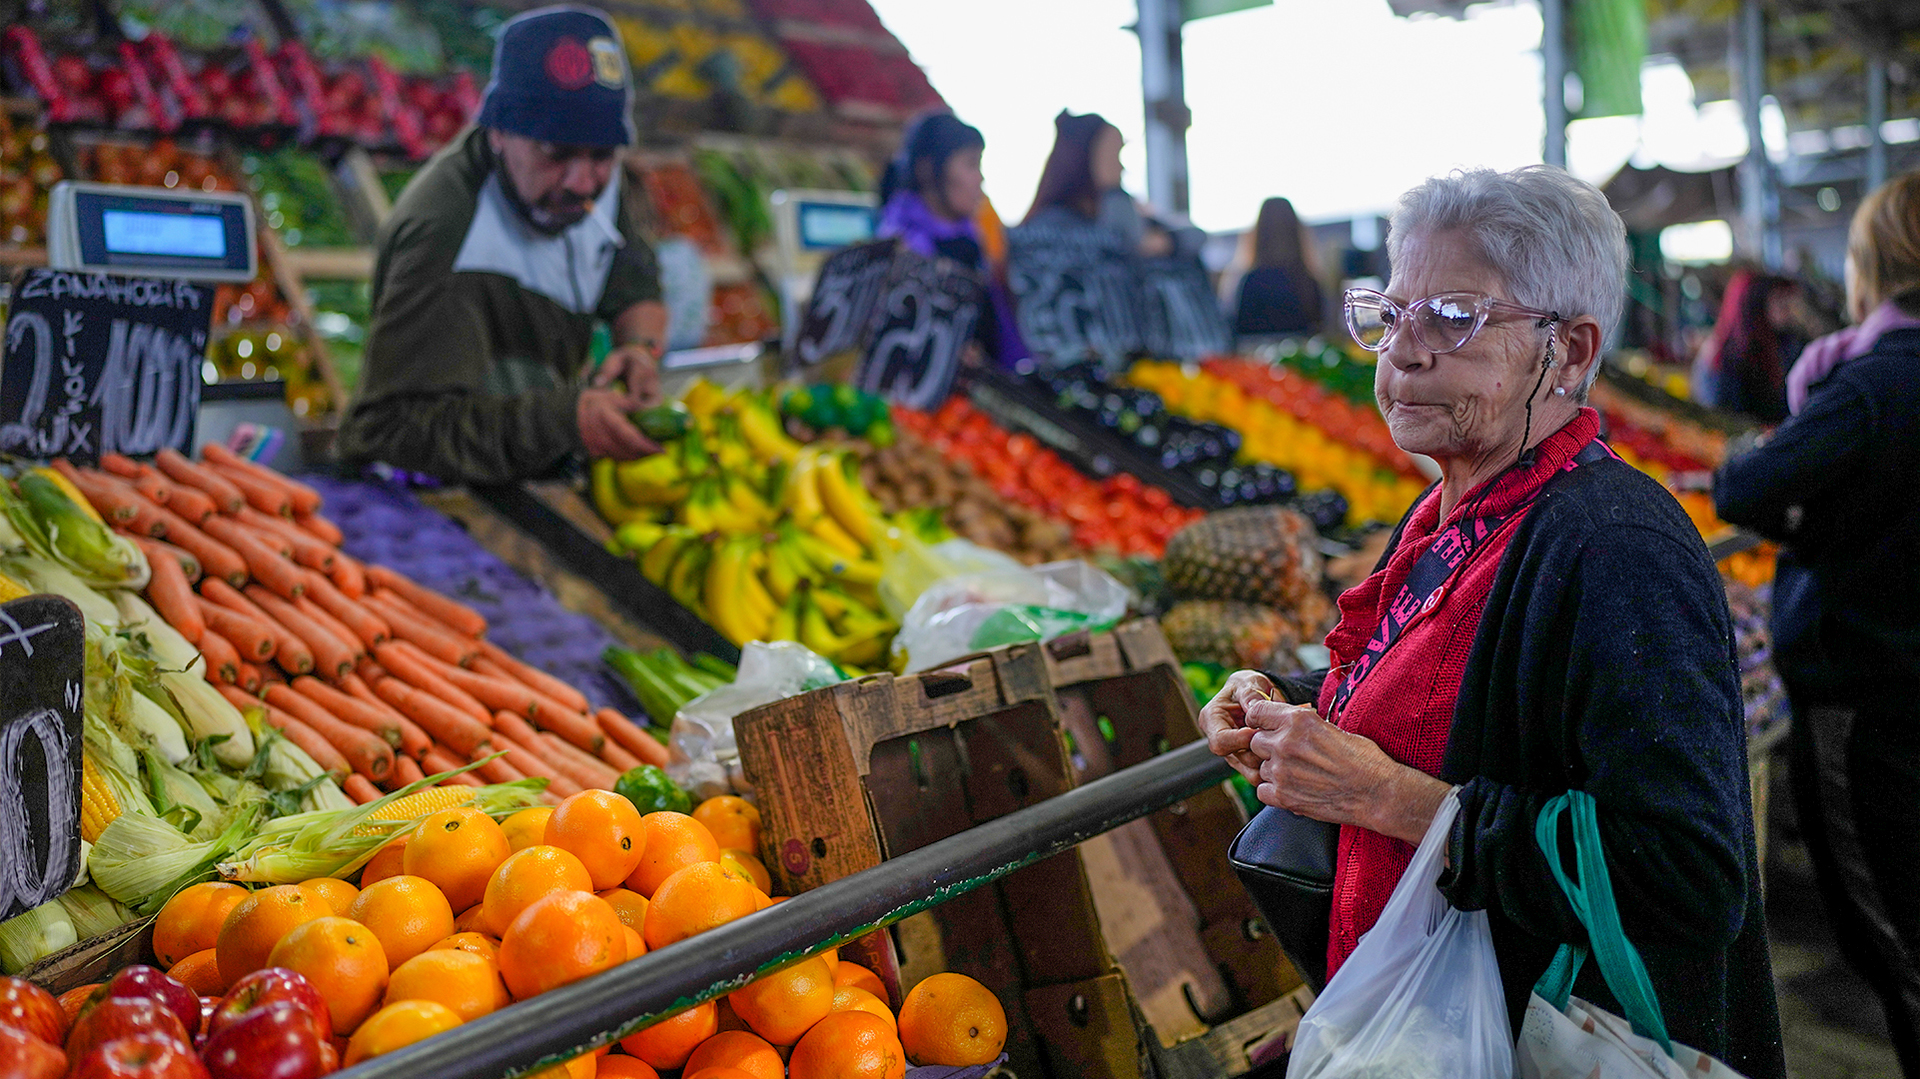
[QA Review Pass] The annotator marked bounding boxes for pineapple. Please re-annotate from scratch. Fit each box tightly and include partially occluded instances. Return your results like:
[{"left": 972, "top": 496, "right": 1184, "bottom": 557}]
[
  {"left": 1163, "top": 506, "right": 1325, "bottom": 613},
  {"left": 1161, "top": 600, "right": 1305, "bottom": 675}
]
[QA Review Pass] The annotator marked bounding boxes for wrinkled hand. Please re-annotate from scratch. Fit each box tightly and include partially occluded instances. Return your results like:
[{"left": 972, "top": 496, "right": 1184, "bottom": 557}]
[
  {"left": 577, "top": 387, "right": 658, "bottom": 461},
  {"left": 1198, "top": 670, "right": 1274, "bottom": 785},
  {"left": 593, "top": 344, "right": 663, "bottom": 411},
  {"left": 1245, "top": 702, "right": 1450, "bottom": 844}
]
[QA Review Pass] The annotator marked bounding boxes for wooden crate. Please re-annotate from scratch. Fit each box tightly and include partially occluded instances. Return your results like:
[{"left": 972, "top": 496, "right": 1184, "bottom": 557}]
[{"left": 735, "top": 644, "right": 1135, "bottom": 1079}]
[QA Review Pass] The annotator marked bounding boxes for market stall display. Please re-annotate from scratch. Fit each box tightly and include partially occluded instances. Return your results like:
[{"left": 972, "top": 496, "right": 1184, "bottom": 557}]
[{"left": 0, "top": 111, "right": 63, "bottom": 246}]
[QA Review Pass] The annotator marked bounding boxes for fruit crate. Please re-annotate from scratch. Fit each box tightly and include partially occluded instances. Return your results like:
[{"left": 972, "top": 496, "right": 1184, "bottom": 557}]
[
  {"left": 734, "top": 644, "right": 1137, "bottom": 1079},
  {"left": 1039, "top": 620, "right": 1311, "bottom": 1075}
]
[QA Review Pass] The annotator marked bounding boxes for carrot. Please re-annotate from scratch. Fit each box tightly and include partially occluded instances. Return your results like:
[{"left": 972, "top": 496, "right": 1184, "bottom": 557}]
[
  {"left": 234, "top": 662, "right": 263, "bottom": 694},
  {"left": 161, "top": 483, "right": 217, "bottom": 525},
  {"left": 137, "top": 536, "right": 203, "bottom": 641},
  {"left": 278, "top": 675, "right": 401, "bottom": 752},
  {"left": 372, "top": 678, "right": 493, "bottom": 757},
  {"left": 48, "top": 461, "right": 136, "bottom": 523},
  {"left": 303, "top": 572, "right": 388, "bottom": 649},
  {"left": 98, "top": 453, "right": 145, "bottom": 481},
  {"left": 526, "top": 705, "right": 603, "bottom": 756},
  {"left": 204, "top": 517, "right": 305, "bottom": 600},
  {"left": 477, "top": 640, "right": 589, "bottom": 714},
  {"left": 129, "top": 469, "right": 171, "bottom": 507},
  {"left": 363, "top": 566, "right": 488, "bottom": 638},
  {"left": 386, "top": 754, "right": 425, "bottom": 790},
  {"left": 340, "top": 671, "right": 430, "bottom": 752},
  {"left": 259, "top": 664, "right": 286, "bottom": 686},
  {"left": 221, "top": 688, "right": 350, "bottom": 777},
  {"left": 298, "top": 512, "right": 345, "bottom": 548},
  {"left": 294, "top": 593, "right": 368, "bottom": 663},
  {"left": 196, "top": 629, "right": 241, "bottom": 685},
  {"left": 204, "top": 579, "right": 312, "bottom": 675},
  {"left": 206, "top": 460, "right": 292, "bottom": 518},
  {"left": 329, "top": 552, "right": 366, "bottom": 599},
  {"left": 230, "top": 509, "right": 294, "bottom": 557},
  {"left": 373, "top": 642, "right": 489, "bottom": 723},
  {"left": 247, "top": 586, "right": 354, "bottom": 680},
  {"left": 598, "top": 738, "right": 641, "bottom": 774},
  {"left": 488, "top": 716, "right": 578, "bottom": 795},
  {"left": 100, "top": 453, "right": 172, "bottom": 505},
  {"left": 197, "top": 598, "right": 277, "bottom": 662},
  {"left": 343, "top": 774, "right": 382, "bottom": 805},
  {"left": 129, "top": 535, "right": 200, "bottom": 583},
  {"left": 422, "top": 746, "right": 483, "bottom": 787},
  {"left": 598, "top": 710, "right": 671, "bottom": 769},
  {"left": 364, "top": 592, "right": 478, "bottom": 667},
  {"left": 201, "top": 443, "right": 324, "bottom": 516},
  {"left": 118, "top": 486, "right": 171, "bottom": 538},
  {"left": 154, "top": 448, "right": 245, "bottom": 515},
  {"left": 238, "top": 507, "right": 339, "bottom": 570},
  {"left": 538, "top": 732, "right": 620, "bottom": 790},
  {"left": 470, "top": 748, "right": 526, "bottom": 786},
  {"left": 154, "top": 510, "right": 247, "bottom": 588},
  {"left": 421, "top": 654, "right": 540, "bottom": 717}
]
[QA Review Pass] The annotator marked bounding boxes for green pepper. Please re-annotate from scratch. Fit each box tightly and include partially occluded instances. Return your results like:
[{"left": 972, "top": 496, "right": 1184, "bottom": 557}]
[
  {"left": 615, "top": 765, "right": 692, "bottom": 816},
  {"left": 633, "top": 402, "right": 692, "bottom": 442}
]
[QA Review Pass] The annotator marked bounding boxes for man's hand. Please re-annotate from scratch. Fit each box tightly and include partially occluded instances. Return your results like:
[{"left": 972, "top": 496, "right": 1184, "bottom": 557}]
[
  {"left": 578, "top": 387, "right": 658, "bottom": 460},
  {"left": 593, "top": 343, "right": 663, "bottom": 411}
]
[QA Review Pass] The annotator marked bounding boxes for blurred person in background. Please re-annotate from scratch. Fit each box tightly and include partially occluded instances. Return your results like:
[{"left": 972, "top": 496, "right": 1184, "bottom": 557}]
[
  {"left": 1715, "top": 172, "right": 1920, "bottom": 1076},
  {"left": 1220, "top": 196, "right": 1325, "bottom": 340},
  {"left": 1691, "top": 269, "right": 1808, "bottom": 423},
  {"left": 1023, "top": 110, "right": 1202, "bottom": 261},
  {"left": 875, "top": 110, "right": 1026, "bottom": 365}
]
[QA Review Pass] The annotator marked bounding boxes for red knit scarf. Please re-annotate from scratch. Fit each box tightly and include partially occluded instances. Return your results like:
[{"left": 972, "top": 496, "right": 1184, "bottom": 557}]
[{"left": 1316, "top": 408, "right": 1602, "bottom": 979}]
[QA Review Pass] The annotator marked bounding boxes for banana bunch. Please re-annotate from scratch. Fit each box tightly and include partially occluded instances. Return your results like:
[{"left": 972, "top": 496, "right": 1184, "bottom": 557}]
[{"left": 593, "top": 380, "right": 900, "bottom": 667}]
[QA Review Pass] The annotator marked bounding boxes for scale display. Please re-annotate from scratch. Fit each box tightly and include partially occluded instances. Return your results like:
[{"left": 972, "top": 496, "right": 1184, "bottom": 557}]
[
  {"left": 48, "top": 182, "right": 256, "bottom": 282},
  {"left": 796, "top": 201, "right": 877, "bottom": 250}
]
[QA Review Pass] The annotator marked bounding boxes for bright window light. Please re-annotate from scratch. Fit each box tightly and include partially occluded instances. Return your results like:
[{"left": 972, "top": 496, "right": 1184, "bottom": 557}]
[{"left": 1661, "top": 220, "right": 1734, "bottom": 263}]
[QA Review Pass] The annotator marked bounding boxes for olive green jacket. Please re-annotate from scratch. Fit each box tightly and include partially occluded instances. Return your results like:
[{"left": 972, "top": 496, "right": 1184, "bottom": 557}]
[{"left": 336, "top": 127, "right": 659, "bottom": 485}]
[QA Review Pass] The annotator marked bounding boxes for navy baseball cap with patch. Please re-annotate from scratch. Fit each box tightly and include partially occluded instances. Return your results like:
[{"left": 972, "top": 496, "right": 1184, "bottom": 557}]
[{"left": 477, "top": 5, "right": 634, "bottom": 148}]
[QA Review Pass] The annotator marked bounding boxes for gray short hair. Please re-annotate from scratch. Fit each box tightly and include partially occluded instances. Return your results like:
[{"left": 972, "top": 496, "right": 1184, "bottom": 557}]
[{"left": 1387, "top": 165, "right": 1628, "bottom": 395}]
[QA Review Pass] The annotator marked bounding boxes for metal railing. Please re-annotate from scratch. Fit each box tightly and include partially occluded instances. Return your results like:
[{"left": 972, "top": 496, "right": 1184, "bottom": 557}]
[{"left": 335, "top": 739, "right": 1235, "bottom": 1079}]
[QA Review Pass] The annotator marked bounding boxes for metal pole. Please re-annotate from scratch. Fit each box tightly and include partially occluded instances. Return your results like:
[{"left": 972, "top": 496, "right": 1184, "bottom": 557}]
[
  {"left": 1137, "top": 0, "right": 1192, "bottom": 215},
  {"left": 1735, "top": 0, "right": 1781, "bottom": 268},
  {"left": 334, "top": 740, "right": 1236, "bottom": 1079},
  {"left": 1867, "top": 56, "right": 1889, "bottom": 193},
  {"left": 1541, "top": 0, "right": 1568, "bottom": 168}
]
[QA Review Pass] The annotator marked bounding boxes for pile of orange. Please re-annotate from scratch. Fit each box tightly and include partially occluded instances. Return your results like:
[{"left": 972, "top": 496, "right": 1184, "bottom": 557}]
[{"left": 152, "top": 791, "right": 1008, "bottom": 1077}]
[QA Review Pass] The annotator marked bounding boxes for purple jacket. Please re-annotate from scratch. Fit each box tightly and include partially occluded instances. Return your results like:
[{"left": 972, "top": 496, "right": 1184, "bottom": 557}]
[{"left": 876, "top": 192, "right": 1028, "bottom": 365}]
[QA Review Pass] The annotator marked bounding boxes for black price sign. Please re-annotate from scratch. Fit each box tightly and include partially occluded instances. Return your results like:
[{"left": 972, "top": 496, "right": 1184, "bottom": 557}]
[
  {"left": 1006, "top": 219, "right": 1147, "bottom": 373},
  {"left": 794, "top": 240, "right": 897, "bottom": 370},
  {"left": 797, "top": 241, "right": 988, "bottom": 410},
  {"left": 0, "top": 594, "right": 86, "bottom": 921},
  {"left": 1, "top": 267, "right": 213, "bottom": 465}
]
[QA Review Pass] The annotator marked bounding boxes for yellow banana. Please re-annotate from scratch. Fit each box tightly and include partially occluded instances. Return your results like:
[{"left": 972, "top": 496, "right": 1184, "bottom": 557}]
[
  {"left": 816, "top": 583, "right": 892, "bottom": 634},
  {"left": 640, "top": 528, "right": 695, "bottom": 585},
  {"left": 806, "top": 515, "right": 865, "bottom": 560},
  {"left": 799, "top": 590, "right": 854, "bottom": 658},
  {"left": 740, "top": 557, "right": 779, "bottom": 625},
  {"left": 768, "top": 590, "right": 801, "bottom": 642},
  {"left": 666, "top": 541, "right": 712, "bottom": 616},
  {"left": 611, "top": 519, "right": 668, "bottom": 556},
  {"left": 783, "top": 449, "right": 827, "bottom": 527},
  {"left": 724, "top": 474, "right": 774, "bottom": 527},
  {"left": 794, "top": 528, "right": 881, "bottom": 583},
  {"left": 813, "top": 450, "right": 878, "bottom": 547},
  {"left": 703, "top": 538, "right": 756, "bottom": 644},
  {"left": 615, "top": 453, "right": 687, "bottom": 505},
  {"left": 592, "top": 458, "right": 653, "bottom": 526},
  {"left": 835, "top": 626, "right": 892, "bottom": 668},
  {"left": 681, "top": 378, "right": 729, "bottom": 420},
  {"left": 738, "top": 397, "right": 803, "bottom": 464}
]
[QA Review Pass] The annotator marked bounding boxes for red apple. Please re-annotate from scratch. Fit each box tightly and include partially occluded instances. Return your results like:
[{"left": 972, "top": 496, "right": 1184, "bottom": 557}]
[
  {"left": 201, "top": 1001, "right": 337, "bottom": 1079},
  {"left": 70, "top": 1033, "right": 208, "bottom": 1079},
  {"left": 198, "top": 998, "right": 218, "bottom": 1038},
  {"left": 66, "top": 997, "right": 190, "bottom": 1063},
  {"left": 0, "top": 1024, "right": 65, "bottom": 1079},
  {"left": 207, "top": 970, "right": 326, "bottom": 1045},
  {"left": 105, "top": 967, "right": 200, "bottom": 1038},
  {"left": 0, "top": 975, "right": 68, "bottom": 1045}
]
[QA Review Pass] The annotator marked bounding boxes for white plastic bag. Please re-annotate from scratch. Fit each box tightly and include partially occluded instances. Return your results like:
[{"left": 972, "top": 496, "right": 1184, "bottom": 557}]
[
  {"left": 1287, "top": 790, "right": 1513, "bottom": 1079},
  {"left": 1519, "top": 990, "right": 1748, "bottom": 1079},
  {"left": 666, "top": 641, "right": 842, "bottom": 799},
  {"left": 875, "top": 533, "right": 1025, "bottom": 621},
  {"left": 890, "top": 559, "right": 1132, "bottom": 673}
]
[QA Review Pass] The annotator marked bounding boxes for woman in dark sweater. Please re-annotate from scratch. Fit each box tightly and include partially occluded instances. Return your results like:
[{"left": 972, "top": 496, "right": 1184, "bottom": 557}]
[
  {"left": 1201, "top": 165, "right": 1785, "bottom": 1077},
  {"left": 1716, "top": 172, "right": 1920, "bottom": 1075}
]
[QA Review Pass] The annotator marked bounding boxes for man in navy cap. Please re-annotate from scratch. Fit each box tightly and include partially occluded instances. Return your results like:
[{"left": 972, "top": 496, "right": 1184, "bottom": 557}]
[{"left": 338, "top": 5, "right": 668, "bottom": 485}]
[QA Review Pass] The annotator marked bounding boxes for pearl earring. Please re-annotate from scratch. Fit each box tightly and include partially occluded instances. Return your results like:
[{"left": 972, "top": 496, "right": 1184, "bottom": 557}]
[{"left": 1553, "top": 387, "right": 1568, "bottom": 396}]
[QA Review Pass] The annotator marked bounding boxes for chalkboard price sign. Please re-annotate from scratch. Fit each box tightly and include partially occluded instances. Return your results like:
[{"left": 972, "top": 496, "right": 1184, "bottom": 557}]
[
  {"left": 1005, "top": 219, "right": 1146, "bottom": 375},
  {"left": 796, "top": 241, "right": 988, "bottom": 410},
  {"left": 0, "top": 267, "right": 213, "bottom": 465},
  {"left": 0, "top": 594, "right": 86, "bottom": 922},
  {"left": 794, "top": 240, "right": 897, "bottom": 369}
]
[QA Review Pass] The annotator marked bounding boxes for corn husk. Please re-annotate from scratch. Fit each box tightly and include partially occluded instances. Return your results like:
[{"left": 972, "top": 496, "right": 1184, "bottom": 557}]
[
  {"left": 91, "top": 806, "right": 258, "bottom": 914},
  {"left": 2, "top": 555, "right": 121, "bottom": 625},
  {"left": 58, "top": 884, "right": 135, "bottom": 939},
  {"left": 0, "top": 900, "right": 77, "bottom": 975},
  {"left": 0, "top": 471, "right": 147, "bottom": 589}
]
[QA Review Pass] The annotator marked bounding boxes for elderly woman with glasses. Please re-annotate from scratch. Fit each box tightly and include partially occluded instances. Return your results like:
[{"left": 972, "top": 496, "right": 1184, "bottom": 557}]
[{"left": 1200, "top": 166, "right": 1785, "bottom": 1076}]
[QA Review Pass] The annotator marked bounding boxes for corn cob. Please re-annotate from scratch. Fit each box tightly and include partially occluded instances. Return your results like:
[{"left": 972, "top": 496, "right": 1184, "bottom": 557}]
[
  {"left": 348, "top": 785, "right": 478, "bottom": 837},
  {"left": 0, "top": 571, "right": 29, "bottom": 604},
  {"left": 32, "top": 467, "right": 104, "bottom": 526},
  {"left": 80, "top": 753, "right": 121, "bottom": 843}
]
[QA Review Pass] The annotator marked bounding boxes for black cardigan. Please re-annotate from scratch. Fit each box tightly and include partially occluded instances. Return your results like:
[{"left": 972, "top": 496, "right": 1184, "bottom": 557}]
[{"left": 1274, "top": 457, "right": 1785, "bottom": 1079}]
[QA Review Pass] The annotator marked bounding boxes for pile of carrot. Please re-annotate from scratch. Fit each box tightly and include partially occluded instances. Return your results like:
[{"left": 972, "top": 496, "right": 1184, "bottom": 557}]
[{"left": 56, "top": 445, "right": 669, "bottom": 805}]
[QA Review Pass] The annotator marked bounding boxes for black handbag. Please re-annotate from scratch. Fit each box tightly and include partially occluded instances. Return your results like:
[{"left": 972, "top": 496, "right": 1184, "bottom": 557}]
[{"left": 1229, "top": 806, "right": 1338, "bottom": 993}]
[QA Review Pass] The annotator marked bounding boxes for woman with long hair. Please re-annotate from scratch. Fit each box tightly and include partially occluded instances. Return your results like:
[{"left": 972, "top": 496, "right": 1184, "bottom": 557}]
[
  {"left": 1023, "top": 110, "right": 1192, "bottom": 258},
  {"left": 1691, "top": 268, "right": 1805, "bottom": 423},
  {"left": 1225, "top": 196, "right": 1324, "bottom": 338}
]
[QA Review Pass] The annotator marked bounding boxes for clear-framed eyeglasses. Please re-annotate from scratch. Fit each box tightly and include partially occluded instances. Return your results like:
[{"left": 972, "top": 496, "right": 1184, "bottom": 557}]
[{"left": 1343, "top": 288, "right": 1564, "bottom": 355}]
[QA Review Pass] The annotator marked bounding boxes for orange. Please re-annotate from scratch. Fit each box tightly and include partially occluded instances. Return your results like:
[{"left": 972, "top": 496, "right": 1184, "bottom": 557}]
[
  {"left": 453, "top": 903, "right": 489, "bottom": 933},
  {"left": 832, "top": 986, "right": 896, "bottom": 1031},
  {"left": 404, "top": 807, "right": 513, "bottom": 912},
  {"left": 684, "top": 1069, "right": 757, "bottom": 1079},
  {"left": 642, "top": 862, "right": 763, "bottom": 951},
  {"left": 359, "top": 835, "right": 411, "bottom": 885},
  {"left": 788, "top": 1011, "right": 906, "bottom": 1079},
  {"left": 430, "top": 932, "right": 501, "bottom": 965},
  {"left": 501, "top": 807, "right": 554, "bottom": 852},
  {"left": 717, "top": 850, "right": 771, "bottom": 895},
  {"left": 297, "top": 877, "right": 360, "bottom": 917},
  {"left": 348, "top": 875, "right": 457, "bottom": 972},
  {"left": 548, "top": 790, "right": 647, "bottom": 890},
  {"left": 621, "top": 924, "right": 646, "bottom": 962},
  {"left": 215, "top": 884, "right": 328, "bottom": 986},
  {"left": 625, "top": 812, "right": 719, "bottom": 897},
  {"left": 498, "top": 890, "right": 624, "bottom": 1000},
  {"left": 897, "top": 973, "right": 1006, "bottom": 1066},
  {"left": 834, "top": 962, "right": 887, "bottom": 1001},
  {"left": 682, "top": 1030, "right": 783, "bottom": 1079},
  {"left": 266, "top": 916, "right": 389, "bottom": 1035},
  {"left": 692, "top": 796, "right": 761, "bottom": 854},
  {"left": 154, "top": 881, "right": 248, "bottom": 968},
  {"left": 167, "top": 948, "right": 229, "bottom": 997},
  {"left": 597, "top": 888, "right": 649, "bottom": 936},
  {"left": 594, "top": 1057, "right": 659, "bottom": 1079},
  {"left": 482, "top": 845, "right": 594, "bottom": 937},
  {"left": 343, "top": 999, "right": 462, "bottom": 1066},
  {"left": 57, "top": 985, "right": 99, "bottom": 1027},
  {"left": 715, "top": 996, "right": 749, "bottom": 1033},
  {"left": 728, "top": 955, "right": 834, "bottom": 1046},
  {"left": 525, "top": 1052, "right": 598, "bottom": 1079},
  {"left": 617, "top": 1001, "right": 716, "bottom": 1070},
  {"left": 386, "top": 947, "right": 509, "bottom": 1021}
]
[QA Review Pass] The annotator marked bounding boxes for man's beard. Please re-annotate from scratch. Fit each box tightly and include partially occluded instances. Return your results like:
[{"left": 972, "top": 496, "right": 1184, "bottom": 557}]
[{"left": 503, "top": 176, "right": 593, "bottom": 234}]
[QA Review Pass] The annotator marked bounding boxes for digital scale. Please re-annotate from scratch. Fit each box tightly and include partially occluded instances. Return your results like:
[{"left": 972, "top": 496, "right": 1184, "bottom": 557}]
[
  {"left": 768, "top": 188, "right": 877, "bottom": 348},
  {"left": 46, "top": 180, "right": 257, "bottom": 282}
]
